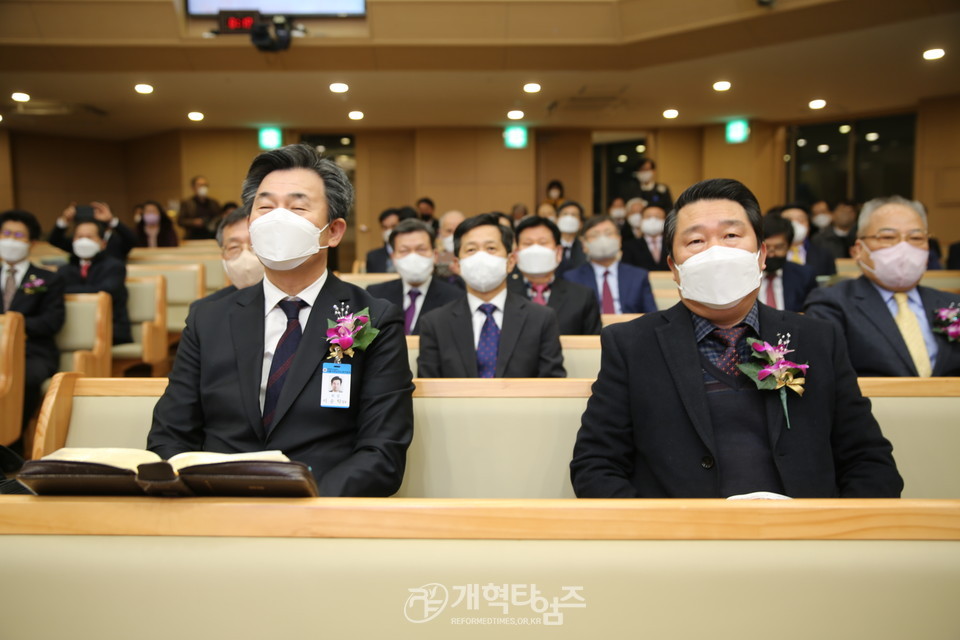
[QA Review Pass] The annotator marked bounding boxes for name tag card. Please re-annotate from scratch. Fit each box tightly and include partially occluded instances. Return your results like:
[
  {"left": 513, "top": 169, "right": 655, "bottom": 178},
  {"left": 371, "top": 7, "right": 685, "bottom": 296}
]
[{"left": 321, "top": 363, "right": 351, "bottom": 409}]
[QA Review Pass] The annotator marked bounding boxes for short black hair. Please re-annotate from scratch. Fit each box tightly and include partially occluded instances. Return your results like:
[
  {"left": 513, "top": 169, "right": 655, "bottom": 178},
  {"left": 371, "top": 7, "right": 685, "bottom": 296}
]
[
  {"left": 397, "top": 206, "right": 418, "bottom": 221},
  {"left": 388, "top": 218, "right": 436, "bottom": 250},
  {"left": 547, "top": 179, "right": 564, "bottom": 194},
  {"left": 491, "top": 211, "right": 514, "bottom": 230},
  {"left": 557, "top": 200, "right": 585, "bottom": 220},
  {"left": 762, "top": 213, "right": 794, "bottom": 245},
  {"left": 216, "top": 201, "right": 251, "bottom": 247},
  {"left": 74, "top": 219, "right": 107, "bottom": 239},
  {"left": 637, "top": 158, "right": 657, "bottom": 171},
  {"left": 664, "top": 178, "right": 763, "bottom": 260},
  {"left": 416, "top": 197, "right": 435, "bottom": 209},
  {"left": 454, "top": 213, "right": 514, "bottom": 257},
  {"left": 190, "top": 175, "right": 206, "bottom": 188},
  {"left": 241, "top": 143, "right": 354, "bottom": 222},
  {"left": 220, "top": 201, "right": 239, "bottom": 214},
  {"left": 581, "top": 215, "right": 621, "bottom": 238},
  {"left": 515, "top": 216, "right": 561, "bottom": 246},
  {"left": 378, "top": 208, "right": 399, "bottom": 224},
  {"left": 331, "top": 376, "right": 342, "bottom": 383},
  {"left": 0, "top": 209, "right": 42, "bottom": 241},
  {"left": 767, "top": 203, "right": 811, "bottom": 223}
]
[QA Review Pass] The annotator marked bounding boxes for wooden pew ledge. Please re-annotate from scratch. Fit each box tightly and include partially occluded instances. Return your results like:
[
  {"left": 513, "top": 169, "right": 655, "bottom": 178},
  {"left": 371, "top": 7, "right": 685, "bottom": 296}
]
[{"left": 0, "top": 497, "right": 957, "bottom": 540}]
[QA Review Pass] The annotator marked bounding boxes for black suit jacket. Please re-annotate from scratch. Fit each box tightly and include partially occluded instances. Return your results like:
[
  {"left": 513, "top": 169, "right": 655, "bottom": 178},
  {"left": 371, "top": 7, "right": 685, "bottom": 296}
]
[
  {"left": 801, "top": 240, "right": 837, "bottom": 277},
  {"left": 506, "top": 271, "right": 601, "bottom": 335},
  {"left": 558, "top": 238, "right": 587, "bottom": 275},
  {"left": 803, "top": 275, "right": 960, "bottom": 377},
  {"left": 58, "top": 254, "right": 132, "bottom": 344},
  {"left": 49, "top": 221, "right": 136, "bottom": 260},
  {"left": 148, "top": 273, "right": 415, "bottom": 497},
  {"left": 812, "top": 227, "right": 855, "bottom": 260},
  {"left": 417, "top": 291, "right": 566, "bottom": 378},
  {"left": 947, "top": 242, "right": 960, "bottom": 270},
  {"left": 781, "top": 262, "right": 818, "bottom": 313},
  {"left": 2, "top": 264, "right": 65, "bottom": 379},
  {"left": 570, "top": 302, "right": 903, "bottom": 498},
  {"left": 365, "top": 247, "right": 393, "bottom": 274},
  {"left": 621, "top": 235, "right": 670, "bottom": 271},
  {"left": 366, "top": 277, "right": 463, "bottom": 335}
]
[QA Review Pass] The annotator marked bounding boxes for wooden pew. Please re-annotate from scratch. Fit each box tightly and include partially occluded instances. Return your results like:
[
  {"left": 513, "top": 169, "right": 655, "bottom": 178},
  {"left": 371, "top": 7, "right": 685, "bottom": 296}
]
[
  {"left": 601, "top": 313, "right": 642, "bottom": 326},
  {"left": 29, "top": 376, "right": 960, "bottom": 499},
  {"left": 338, "top": 272, "right": 400, "bottom": 289},
  {"left": 55, "top": 292, "right": 113, "bottom": 378},
  {"left": 128, "top": 251, "right": 226, "bottom": 296},
  {"left": 111, "top": 276, "right": 168, "bottom": 376},
  {"left": 0, "top": 311, "right": 25, "bottom": 446},
  {"left": 0, "top": 497, "right": 956, "bottom": 639},
  {"left": 126, "top": 263, "right": 204, "bottom": 342}
]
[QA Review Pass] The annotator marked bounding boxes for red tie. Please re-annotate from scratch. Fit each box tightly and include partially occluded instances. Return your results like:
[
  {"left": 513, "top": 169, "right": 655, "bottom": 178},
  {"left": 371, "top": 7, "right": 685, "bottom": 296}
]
[
  {"left": 713, "top": 326, "right": 748, "bottom": 377},
  {"left": 650, "top": 237, "right": 661, "bottom": 263},
  {"left": 530, "top": 283, "right": 549, "bottom": 305},
  {"left": 765, "top": 273, "right": 778, "bottom": 308},
  {"left": 80, "top": 261, "right": 90, "bottom": 279},
  {"left": 601, "top": 270, "right": 616, "bottom": 314}
]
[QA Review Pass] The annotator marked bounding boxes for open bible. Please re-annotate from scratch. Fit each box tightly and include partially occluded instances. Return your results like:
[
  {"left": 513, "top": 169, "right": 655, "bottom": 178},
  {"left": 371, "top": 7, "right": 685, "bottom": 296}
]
[{"left": 17, "top": 448, "right": 319, "bottom": 497}]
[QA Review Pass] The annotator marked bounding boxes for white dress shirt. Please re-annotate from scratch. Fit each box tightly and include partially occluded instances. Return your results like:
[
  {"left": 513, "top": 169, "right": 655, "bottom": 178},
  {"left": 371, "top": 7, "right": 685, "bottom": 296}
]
[
  {"left": 644, "top": 234, "right": 663, "bottom": 263},
  {"left": 403, "top": 276, "right": 432, "bottom": 331},
  {"left": 759, "top": 270, "right": 785, "bottom": 310},
  {"left": 259, "top": 270, "right": 328, "bottom": 412},
  {"left": 467, "top": 288, "right": 507, "bottom": 349},
  {"left": 589, "top": 260, "right": 621, "bottom": 314}
]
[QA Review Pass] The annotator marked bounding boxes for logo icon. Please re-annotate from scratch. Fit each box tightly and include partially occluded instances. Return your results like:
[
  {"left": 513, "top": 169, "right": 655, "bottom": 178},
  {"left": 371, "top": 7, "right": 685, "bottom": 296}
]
[{"left": 404, "top": 583, "right": 449, "bottom": 623}]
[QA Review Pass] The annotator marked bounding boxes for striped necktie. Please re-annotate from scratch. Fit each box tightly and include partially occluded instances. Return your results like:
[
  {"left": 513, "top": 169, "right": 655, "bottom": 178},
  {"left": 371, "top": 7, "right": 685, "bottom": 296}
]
[
  {"left": 893, "top": 292, "right": 932, "bottom": 377},
  {"left": 262, "top": 298, "right": 308, "bottom": 428}
]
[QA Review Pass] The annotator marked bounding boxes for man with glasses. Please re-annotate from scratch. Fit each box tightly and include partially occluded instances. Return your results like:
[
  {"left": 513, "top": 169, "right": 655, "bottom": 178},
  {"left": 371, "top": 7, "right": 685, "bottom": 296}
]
[
  {"left": 200, "top": 203, "right": 264, "bottom": 304},
  {"left": 804, "top": 196, "right": 960, "bottom": 376}
]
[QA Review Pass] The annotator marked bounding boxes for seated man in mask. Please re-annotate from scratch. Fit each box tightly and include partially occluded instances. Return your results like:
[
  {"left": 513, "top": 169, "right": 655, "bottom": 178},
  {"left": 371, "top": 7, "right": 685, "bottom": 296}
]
[
  {"left": 507, "top": 216, "right": 601, "bottom": 335},
  {"left": 804, "top": 196, "right": 960, "bottom": 376},
  {"left": 758, "top": 214, "right": 817, "bottom": 313},
  {"left": 417, "top": 213, "right": 565, "bottom": 378},
  {"left": 571, "top": 178, "right": 902, "bottom": 499},
  {"left": 366, "top": 218, "right": 462, "bottom": 336},
  {"left": 149, "top": 144, "right": 414, "bottom": 497},
  {"left": 201, "top": 202, "right": 264, "bottom": 303}
]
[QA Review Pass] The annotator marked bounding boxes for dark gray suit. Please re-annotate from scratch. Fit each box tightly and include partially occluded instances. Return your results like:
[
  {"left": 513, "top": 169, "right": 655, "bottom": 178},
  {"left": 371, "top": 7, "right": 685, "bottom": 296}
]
[
  {"left": 366, "top": 277, "right": 463, "bottom": 336},
  {"left": 804, "top": 275, "right": 960, "bottom": 377},
  {"left": 571, "top": 302, "right": 902, "bottom": 498},
  {"left": 506, "top": 271, "right": 601, "bottom": 335},
  {"left": 417, "top": 291, "right": 566, "bottom": 378},
  {"left": 148, "top": 273, "right": 414, "bottom": 496}
]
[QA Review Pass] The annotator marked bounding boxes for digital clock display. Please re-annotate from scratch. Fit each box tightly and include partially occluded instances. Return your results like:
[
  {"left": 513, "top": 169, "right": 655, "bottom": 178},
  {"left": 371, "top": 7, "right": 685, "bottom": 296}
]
[{"left": 217, "top": 10, "right": 260, "bottom": 33}]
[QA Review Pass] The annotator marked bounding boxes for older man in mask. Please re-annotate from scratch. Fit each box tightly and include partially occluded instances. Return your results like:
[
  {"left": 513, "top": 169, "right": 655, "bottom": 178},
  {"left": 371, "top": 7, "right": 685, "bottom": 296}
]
[
  {"left": 805, "top": 196, "right": 960, "bottom": 376},
  {"left": 149, "top": 144, "right": 414, "bottom": 497},
  {"left": 571, "top": 178, "right": 902, "bottom": 499},
  {"left": 417, "top": 213, "right": 565, "bottom": 378}
]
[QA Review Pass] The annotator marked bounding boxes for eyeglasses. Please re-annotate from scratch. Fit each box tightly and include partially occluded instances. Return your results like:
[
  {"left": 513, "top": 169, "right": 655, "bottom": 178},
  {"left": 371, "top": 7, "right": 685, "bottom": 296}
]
[
  {"left": 0, "top": 230, "right": 27, "bottom": 240},
  {"left": 222, "top": 244, "right": 253, "bottom": 260},
  {"left": 860, "top": 231, "right": 928, "bottom": 248}
]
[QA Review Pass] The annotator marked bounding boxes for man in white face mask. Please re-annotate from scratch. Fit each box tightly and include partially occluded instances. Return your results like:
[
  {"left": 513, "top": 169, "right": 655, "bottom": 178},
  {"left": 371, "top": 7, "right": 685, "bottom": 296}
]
[
  {"left": 417, "top": 213, "right": 565, "bottom": 378},
  {"left": 191, "top": 203, "right": 265, "bottom": 307},
  {"left": 805, "top": 196, "right": 960, "bottom": 377},
  {"left": 506, "top": 216, "right": 601, "bottom": 335},
  {"left": 150, "top": 144, "right": 414, "bottom": 497},
  {"left": 0, "top": 209, "right": 65, "bottom": 439},
  {"left": 572, "top": 178, "right": 902, "bottom": 499},
  {"left": 365, "top": 208, "right": 401, "bottom": 273},
  {"left": 177, "top": 175, "right": 221, "bottom": 241},
  {"left": 563, "top": 216, "right": 657, "bottom": 315},
  {"left": 622, "top": 204, "right": 670, "bottom": 272},
  {"left": 367, "top": 219, "right": 461, "bottom": 336},
  {"left": 775, "top": 204, "right": 836, "bottom": 278},
  {"left": 56, "top": 219, "right": 132, "bottom": 345},
  {"left": 622, "top": 158, "right": 673, "bottom": 211},
  {"left": 556, "top": 201, "right": 588, "bottom": 273}
]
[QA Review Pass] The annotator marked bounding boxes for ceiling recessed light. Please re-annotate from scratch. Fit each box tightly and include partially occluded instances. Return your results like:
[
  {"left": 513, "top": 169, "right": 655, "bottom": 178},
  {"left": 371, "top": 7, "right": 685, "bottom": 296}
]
[
  {"left": 865, "top": 132, "right": 879, "bottom": 142},
  {"left": 817, "top": 144, "right": 829, "bottom": 153},
  {"left": 838, "top": 124, "right": 851, "bottom": 134},
  {"left": 507, "top": 110, "right": 524, "bottom": 120},
  {"left": 923, "top": 48, "right": 945, "bottom": 61},
  {"left": 808, "top": 99, "right": 826, "bottom": 110},
  {"left": 635, "top": 144, "right": 646, "bottom": 153},
  {"left": 340, "top": 137, "right": 351, "bottom": 145},
  {"left": 783, "top": 154, "right": 791, "bottom": 162},
  {"left": 796, "top": 138, "right": 807, "bottom": 147},
  {"left": 187, "top": 111, "right": 204, "bottom": 121},
  {"left": 11, "top": 92, "right": 30, "bottom": 102},
  {"left": 330, "top": 83, "right": 349, "bottom": 93},
  {"left": 713, "top": 81, "right": 731, "bottom": 92},
  {"left": 135, "top": 84, "right": 154, "bottom": 95},
  {"left": 348, "top": 111, "right": 364, "bottom": 120},
  {"left": 663, "top": 109, "right": 679, "bottom": 119},
  {"left": 0, "top": 114, "right": 3, "bottom": 123},
  {"left": 617, "top": 154, "right": 628, "bottom": 163},
  {"left": 523, "top": 83, "right": 541, "bottom": 93}
]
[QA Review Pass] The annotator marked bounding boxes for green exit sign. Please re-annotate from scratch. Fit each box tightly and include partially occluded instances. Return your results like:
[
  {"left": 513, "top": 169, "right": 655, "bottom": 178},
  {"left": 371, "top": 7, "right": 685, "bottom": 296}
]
[
  {"left": 726, "top": 120, "right": 750, "bottom": 144},
  {"left": 259, "top": 127, "right": 282, "bottom": 150},
  {"left": 503, "top": 126, "right": 528, "bottom": 149}
]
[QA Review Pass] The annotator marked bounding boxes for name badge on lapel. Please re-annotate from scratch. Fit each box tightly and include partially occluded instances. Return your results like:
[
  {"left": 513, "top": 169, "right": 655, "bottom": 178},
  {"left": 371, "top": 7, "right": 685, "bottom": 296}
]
[{"left": 321, "top": 363, "right": 351, "bottom": 409}]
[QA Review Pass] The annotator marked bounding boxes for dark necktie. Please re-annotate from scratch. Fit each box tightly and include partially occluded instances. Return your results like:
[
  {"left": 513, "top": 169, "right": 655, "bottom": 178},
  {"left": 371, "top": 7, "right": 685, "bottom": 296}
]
[
  {"left": 530, "top": 283, "right": 549, "bottom": 305},
  {"left": 601, "top": 270, "right": 616, "bottom": 314},
  {"left": 404, "top": 288, "right": 421, "bottom": 335},
  {"left": 765, "top": 273, "right": 778, "bottom": 308},
  {"left": 476, "top": 303, "right": 500, "bottom": 378},
  {"left": 713, "top": 326, "right": 748, "bottom": 377},
  {"left": 262, "top": 298, "right": 308, "bottom": 428},
  {"left": 2, "top": 269, "right": 16, "bottom": 311}
]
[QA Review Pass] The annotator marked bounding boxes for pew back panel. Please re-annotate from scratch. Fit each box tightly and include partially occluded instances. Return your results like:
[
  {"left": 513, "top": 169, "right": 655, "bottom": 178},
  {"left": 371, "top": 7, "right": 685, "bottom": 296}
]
[{"left": 0, "top": 312, "right": 25, "bottom": 446}]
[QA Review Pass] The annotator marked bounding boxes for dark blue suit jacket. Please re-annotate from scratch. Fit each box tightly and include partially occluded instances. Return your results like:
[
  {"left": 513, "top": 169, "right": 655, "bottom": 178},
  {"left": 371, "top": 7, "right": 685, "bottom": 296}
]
[
  {"left": 365, "top": 246, "right": 393, "bottom": 274},
  {"left": 804, "top": 275, "right": 960, "bottom": 377},
  {"left": 562, "top": 261, "right": 657, "bottom": 313},
  {"left": 781, "top": 262, "right": 818, "bottom": 313}
]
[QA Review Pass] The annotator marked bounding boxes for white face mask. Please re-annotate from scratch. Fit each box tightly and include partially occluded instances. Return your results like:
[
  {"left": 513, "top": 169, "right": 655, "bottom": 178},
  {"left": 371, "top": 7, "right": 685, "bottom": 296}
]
[
  {"left": 0, "top": 238, "right": 29, "bottom": 264},
  {"left": 548, "top": 188, "right": 561, "bottom": 200},
  {"left": 249, "top": 208, "right": 328, "bottom": 271},
  {"left": 586, "top": 235, "right": 620, "bottom": 261},
  {"left": 791, "top": 220, "right": 808, "bottom": 245},
  {"left": 222, "top": 249, "right": 265, "bottom": 289},
  {"left": 459, "top": 251, "right": 508, "bottom": 293},
  {"left": 72, "top": 237, "right": 101, "bottom": 260},
  {"left": 557, "top": 215, "right": 581, "bottom": 235},
  {"left": 382, "top": 229, "right": 393, "bottom": 245},
  {"left": 812, "top": 213, "right": 832, "bottom": 229},
  {"left": 610, "top": 207, "right": 626, "bottom": 220},
  {"left": 394, "top": 252, "right": 435, "bottom": 285},
  {"left": 516, "top": 244, "right": 559, "bottom": 276},
  {"left": 859, "top": 241, "right": 928, "bottom": 290},
  {"left": 441, "top": 235, "right": 455, "bottom": 254},
  {"left": 196, "top": 185, "right": 209, "bottom": 198},
  {"left": 637, "top": 170, "right": 655, "bottom": 184},
  {"left": 640, "top": 217, "right": 665, "bottom": 237},
  {"left": 675, "top": 245, "right": 762, "bottom": 309},
  {"left": 627, "top": 213, "right": 643, "bottom": 229}
]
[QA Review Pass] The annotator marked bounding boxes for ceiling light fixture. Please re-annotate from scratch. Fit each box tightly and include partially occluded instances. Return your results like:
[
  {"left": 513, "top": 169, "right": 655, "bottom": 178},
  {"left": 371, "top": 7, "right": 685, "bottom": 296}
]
[
  {"left": 865, "top": 132, "right": 879, "bottom": 142},
  {"left": 838, "top": 124, "right": 851, "bottom": 134},
  {"left": 11, "top": 92, "right": 30, "bottom": 102},
  {"left": 796, "top": 138, "right": 807, "bottom": 147},
  {"left": 635, "top": 144, "right": 646, "bottom": 153},
  {"left": 135, "top": 84, "right": 154, "bottom": 95},
  {"left": 188, "top": 111, "right": 204, "bottom": 121},
  {"left": 713, "top": 81, "right": 731, "bottom": 92},
  {"left": 817, "top": 144, "right": 829, "bottom": 153},
  {"left": 808, "top": 99, "right": 826, "bottom": 110},
  {"left": 523, "top": 83, "right": 541, "bottom": 93},
  {"left": 923, "top": 48, "right": 945, "bottom": 61},
  {"left": 663, "top": 109, "right": 679, "bottom": 119},
  {"left": 348, "top": 111, "right": 364, "bottom": 120},
  {"left": 507, "top": 110, "right": 524, "bottom": 120},
  {"left": 330, "top": 83, "right": 349, "bottom": 93}
]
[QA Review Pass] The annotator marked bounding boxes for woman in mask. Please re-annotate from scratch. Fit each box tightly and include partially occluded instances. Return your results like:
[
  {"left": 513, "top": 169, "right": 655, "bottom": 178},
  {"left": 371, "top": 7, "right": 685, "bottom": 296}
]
[
  {"left": 135, "top": 200, "right": 179, "bottom": 248},
  {"left": 542, "top": 180, "right": 565, "bottom": 210}
]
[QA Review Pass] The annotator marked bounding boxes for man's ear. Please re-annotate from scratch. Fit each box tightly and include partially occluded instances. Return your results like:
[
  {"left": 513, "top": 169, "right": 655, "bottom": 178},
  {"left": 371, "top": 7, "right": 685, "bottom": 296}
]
[
  {"left": 325, "top": 217, "right": 348, "bottom": 248},
  {"left": 667, "top": 255, "right": 680, "bottom": 286}
]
